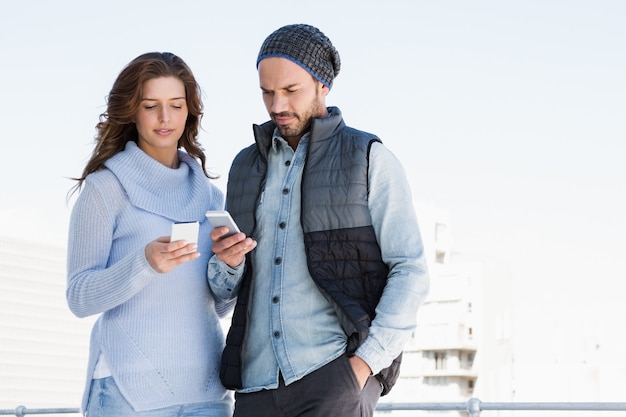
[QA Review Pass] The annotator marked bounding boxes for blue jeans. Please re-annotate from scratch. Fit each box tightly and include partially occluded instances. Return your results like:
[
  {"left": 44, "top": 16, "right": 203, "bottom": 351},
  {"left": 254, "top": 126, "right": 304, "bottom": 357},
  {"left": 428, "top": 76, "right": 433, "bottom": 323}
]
[{"left": 86, "top": 377, "right": 233, "bottom": 417}]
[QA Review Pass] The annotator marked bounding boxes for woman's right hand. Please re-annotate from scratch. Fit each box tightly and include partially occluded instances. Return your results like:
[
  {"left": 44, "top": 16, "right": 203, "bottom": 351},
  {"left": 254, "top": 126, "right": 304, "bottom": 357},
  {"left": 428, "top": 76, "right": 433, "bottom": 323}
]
[{"left": 145, "top": 237, "right": 200, "bottom": 273}]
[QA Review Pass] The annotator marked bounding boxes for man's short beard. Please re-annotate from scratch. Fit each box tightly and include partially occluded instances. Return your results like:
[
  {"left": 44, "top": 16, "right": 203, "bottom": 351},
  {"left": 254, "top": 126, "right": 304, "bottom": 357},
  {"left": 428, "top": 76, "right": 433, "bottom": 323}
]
[
  {"left": 276, "top": 115, "right": 311, "bottom": 140},
  {"left": 274, "top": 92, "right": 325, "bottom": 141}
]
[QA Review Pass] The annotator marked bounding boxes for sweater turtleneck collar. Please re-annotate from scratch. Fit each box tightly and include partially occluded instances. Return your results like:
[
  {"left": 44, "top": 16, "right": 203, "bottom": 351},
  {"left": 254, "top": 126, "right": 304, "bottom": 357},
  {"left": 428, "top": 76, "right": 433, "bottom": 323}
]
[{"left": 104, "top": 141, "right": 212, "bottom": 222}]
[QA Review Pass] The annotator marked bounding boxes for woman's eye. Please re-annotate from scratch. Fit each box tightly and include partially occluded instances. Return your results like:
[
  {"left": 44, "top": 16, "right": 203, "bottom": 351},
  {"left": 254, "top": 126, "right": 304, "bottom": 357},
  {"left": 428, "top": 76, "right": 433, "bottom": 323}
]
[{"left": 144, "top": 105, "right": 157, "bottom": 110}]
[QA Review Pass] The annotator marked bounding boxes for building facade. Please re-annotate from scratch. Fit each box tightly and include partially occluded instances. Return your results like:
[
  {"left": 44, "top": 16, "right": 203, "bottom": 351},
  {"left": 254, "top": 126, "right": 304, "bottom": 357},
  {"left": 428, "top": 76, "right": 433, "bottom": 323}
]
[
  {"left": 378, "top": 202, "right": 516, "bottom": 416},
  {"left": 0, "top": 236, "right": 93, "bottom": 410}
]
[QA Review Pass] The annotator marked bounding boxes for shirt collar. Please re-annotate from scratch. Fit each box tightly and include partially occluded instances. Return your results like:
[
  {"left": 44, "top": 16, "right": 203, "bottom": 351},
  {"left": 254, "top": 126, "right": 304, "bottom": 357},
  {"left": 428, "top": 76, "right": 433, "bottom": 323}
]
[{"left": 271, "top": 129, "right": 310, "bottom": 153}]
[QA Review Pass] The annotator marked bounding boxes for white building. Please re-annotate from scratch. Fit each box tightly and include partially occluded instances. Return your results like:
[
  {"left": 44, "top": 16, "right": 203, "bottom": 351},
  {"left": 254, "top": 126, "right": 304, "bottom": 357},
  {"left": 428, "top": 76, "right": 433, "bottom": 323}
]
[
  {"left": 378, "top": 202, "right": 515, "bottom": 416},
  {"left": 0, "top": 236, "right": 93, "bottom": 410},
  {"left": 379, "top": 202, "right": 626, "bottom": 417}
]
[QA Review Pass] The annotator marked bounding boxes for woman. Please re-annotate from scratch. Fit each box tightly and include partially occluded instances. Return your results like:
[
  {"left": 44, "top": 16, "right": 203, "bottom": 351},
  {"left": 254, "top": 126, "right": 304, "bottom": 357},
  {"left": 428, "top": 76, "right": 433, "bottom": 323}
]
[{"left": 66, "top": 52, "right": 233, "bottom": 417}]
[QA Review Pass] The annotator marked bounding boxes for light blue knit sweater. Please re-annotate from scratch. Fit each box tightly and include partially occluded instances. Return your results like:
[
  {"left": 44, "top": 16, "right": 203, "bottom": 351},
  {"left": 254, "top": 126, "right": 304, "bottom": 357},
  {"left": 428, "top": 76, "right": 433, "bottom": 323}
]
[{"left": 66, "top": 141, "right": 232, "bottom": 412}]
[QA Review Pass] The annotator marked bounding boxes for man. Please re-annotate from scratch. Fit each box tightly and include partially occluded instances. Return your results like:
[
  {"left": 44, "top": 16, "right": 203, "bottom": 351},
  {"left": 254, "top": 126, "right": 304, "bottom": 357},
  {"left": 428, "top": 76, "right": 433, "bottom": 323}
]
[{"left": 208, "top": 23, "right": 429, "bottom": 417}]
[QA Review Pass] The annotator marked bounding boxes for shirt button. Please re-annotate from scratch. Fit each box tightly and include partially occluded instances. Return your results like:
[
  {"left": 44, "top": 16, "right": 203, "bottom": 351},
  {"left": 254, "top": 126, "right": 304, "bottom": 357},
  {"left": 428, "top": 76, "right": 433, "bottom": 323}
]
[
  {"left": 282, "top": 188, "right": 289, "bottom": 195},
  {"left": 285, "top": 160, "right": 291, "bottom": 166},
  {"left": 273, "top": 331, "right": 280, "bottom": 338},
  {"left": 279, "top": 222, "right": 286, "bottom": 229},
  {"left": 274, "top": 257, "right": 282, "bottom": 265},
  {"left": 272, "top": 296, "right": 280, "bottom": 303}
]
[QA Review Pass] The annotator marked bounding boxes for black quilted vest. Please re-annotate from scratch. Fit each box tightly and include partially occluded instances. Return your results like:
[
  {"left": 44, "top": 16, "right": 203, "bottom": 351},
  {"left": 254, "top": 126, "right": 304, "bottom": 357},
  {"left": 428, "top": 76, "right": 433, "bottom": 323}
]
[{"left": 220, "top": 108, "right": 402, "bottom": 395}]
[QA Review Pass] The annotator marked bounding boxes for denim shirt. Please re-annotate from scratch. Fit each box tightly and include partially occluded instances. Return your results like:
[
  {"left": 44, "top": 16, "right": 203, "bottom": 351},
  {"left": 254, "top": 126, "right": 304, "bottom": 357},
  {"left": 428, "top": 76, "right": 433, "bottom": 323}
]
[{"left": 208, "top": 132, "right": 429, "bottom": 393}]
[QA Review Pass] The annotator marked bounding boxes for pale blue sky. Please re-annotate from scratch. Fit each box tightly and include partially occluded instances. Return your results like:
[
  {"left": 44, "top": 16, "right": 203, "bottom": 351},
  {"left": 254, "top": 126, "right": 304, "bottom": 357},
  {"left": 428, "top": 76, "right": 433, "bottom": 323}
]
[{"left": 1, "top": 0, "right": 625, "bottom": 307}]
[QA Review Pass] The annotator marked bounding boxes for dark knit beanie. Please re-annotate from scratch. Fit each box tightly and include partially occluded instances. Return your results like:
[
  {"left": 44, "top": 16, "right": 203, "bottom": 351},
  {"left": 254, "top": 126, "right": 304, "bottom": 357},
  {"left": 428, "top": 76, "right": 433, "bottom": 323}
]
[{"left": 257, "top": 24, "right": 341, "bottom": 89}]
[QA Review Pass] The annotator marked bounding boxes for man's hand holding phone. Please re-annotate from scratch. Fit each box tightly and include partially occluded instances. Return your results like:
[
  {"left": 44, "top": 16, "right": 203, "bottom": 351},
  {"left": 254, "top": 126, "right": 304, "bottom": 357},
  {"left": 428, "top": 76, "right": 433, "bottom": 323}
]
[{"left": 207, "top": 211, "right": 256, "bottom": 268}]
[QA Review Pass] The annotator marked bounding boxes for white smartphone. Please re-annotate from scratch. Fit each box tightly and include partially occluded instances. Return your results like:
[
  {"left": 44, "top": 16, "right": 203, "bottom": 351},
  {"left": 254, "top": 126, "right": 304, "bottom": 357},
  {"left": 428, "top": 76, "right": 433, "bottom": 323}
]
[
  {"left": 170, "top": 221, "right": 199, "bottom": 244},
  {"left": 205, "top": 210, "right": 241, "bottom": 237}
]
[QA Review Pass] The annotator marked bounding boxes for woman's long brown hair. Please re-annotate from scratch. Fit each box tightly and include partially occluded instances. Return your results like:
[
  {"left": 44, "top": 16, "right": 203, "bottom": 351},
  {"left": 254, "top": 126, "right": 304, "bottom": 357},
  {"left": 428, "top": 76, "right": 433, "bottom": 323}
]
[{"left": 69, "top": 52, "right": 214, "bottom": 198}]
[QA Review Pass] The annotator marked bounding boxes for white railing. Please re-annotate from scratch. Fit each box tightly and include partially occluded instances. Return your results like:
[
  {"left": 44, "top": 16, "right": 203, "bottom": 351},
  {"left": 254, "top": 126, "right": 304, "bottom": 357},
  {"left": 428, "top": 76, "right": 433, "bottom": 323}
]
[
  {"left": 0, "top": 407, "right": 79, "bottom": 417},
  {"left": 377, "top": 398, "right": 626, "bottom": 416},
  {"left": 3, "top": 399, "right": 626, "bottom": 416}
]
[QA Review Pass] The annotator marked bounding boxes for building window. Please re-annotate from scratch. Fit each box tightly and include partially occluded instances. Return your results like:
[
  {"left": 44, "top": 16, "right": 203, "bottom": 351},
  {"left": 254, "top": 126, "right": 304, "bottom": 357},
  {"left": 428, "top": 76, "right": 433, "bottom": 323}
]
[
  {"left": 435, "top": 223, "right": 447, "bottom": 243},
  {"left": 434, "top": 352, "right": 447, "bottom": 370},
  {"left": 435, "top": 250, "right": 446, "bottom": 264}
]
